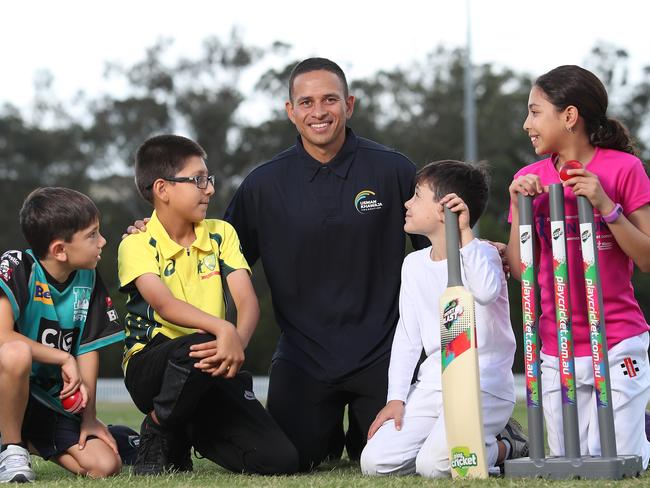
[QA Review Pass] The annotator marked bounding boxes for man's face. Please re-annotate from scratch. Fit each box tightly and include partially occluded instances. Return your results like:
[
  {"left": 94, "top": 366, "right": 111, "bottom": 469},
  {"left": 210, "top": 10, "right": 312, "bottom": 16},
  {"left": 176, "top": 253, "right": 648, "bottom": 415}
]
[{"left": 286, "top": 70, "right": 355, "bottom": 161}]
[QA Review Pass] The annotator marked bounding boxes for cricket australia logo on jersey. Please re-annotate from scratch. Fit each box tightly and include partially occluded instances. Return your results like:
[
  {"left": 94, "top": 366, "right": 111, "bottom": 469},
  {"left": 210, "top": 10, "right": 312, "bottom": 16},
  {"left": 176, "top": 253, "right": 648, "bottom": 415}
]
[
  {"left": 72, "top": 286, "right": 92, "bottom": 323},
  {"left": 354, "top": 190, "right": 384, "bottom": 214},
  {"left": 198, "top": 253, "right": 220, "bottom": 280}
]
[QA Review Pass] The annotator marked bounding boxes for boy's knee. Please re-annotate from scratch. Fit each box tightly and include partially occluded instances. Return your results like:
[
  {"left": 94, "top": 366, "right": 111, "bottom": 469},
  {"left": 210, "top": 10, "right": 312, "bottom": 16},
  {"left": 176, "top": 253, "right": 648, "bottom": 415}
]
[
  {"left": 0, "top": 341, "right": 32, "bottom": 373},
  {"left": 415, "top": 450, "right": 449, "bottom": 479},
  {"left": 244, "top": 437, "right": 300, "bottom": 475},
  {"left": 168, "top": 333, "right": 215, "bottom": 366},
  {"left": 360, "top": 440, "right": 415, "bottom": 476},
  {"left": 360, "top": 445, "right": 381, "bottom": 475},
  {"left": 84, "top": 455, "right": 122, "bottom": 479}
]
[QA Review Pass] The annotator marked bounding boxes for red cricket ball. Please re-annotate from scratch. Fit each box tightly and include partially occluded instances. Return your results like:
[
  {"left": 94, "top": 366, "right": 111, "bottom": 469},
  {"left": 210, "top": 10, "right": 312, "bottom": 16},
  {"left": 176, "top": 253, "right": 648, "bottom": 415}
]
[
  {"left": 62, "top": 389, "right": 84, "bottom": 414},
  {"left": 559, "top": 159, "right": 583, "bottom": 182}
]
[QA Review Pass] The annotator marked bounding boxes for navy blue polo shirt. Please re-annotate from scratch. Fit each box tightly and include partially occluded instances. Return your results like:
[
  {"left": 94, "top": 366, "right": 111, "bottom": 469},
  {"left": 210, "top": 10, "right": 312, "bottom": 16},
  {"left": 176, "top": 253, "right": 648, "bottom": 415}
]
[{"left": 224, "top": 128, "right": 420, "bottom": 382}]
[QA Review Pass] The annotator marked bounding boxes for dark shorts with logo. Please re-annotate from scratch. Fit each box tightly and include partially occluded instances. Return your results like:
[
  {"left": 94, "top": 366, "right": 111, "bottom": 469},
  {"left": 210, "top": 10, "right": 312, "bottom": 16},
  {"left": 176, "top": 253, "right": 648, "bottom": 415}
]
[
  {"left": 124, "top": 332, "right": 299, "bottom": 474},
  {"left": 21, "top": 395, "right": 138, "bottom": 464}
]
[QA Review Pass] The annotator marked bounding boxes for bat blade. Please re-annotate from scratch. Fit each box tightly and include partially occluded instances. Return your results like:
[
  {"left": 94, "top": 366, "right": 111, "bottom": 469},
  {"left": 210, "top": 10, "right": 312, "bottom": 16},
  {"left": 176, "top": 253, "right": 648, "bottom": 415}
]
[{"left": 440, "top": 284, "right": 488, "bottom": 479}]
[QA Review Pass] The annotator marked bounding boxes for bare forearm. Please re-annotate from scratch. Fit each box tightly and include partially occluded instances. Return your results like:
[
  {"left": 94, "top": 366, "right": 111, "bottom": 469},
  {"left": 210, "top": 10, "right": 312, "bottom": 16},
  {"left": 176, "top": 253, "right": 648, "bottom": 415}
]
[
  {"left": 0, "top": 329, "right": 70, "bottom": 365},
  {"left": 608, "top": 217, "right": 650, "bottom": 272},
  {"left": 77, "top": 352, "right": 99, "bottom": 416},
  {"left": 233, "top": 296, "right": 259, "bottom": 349},
  {"left": 506, "top": 209, "right": 522, "bottom": 281},
  {"left": 156, "top": 297, "right": 233, "bottom": 336}
]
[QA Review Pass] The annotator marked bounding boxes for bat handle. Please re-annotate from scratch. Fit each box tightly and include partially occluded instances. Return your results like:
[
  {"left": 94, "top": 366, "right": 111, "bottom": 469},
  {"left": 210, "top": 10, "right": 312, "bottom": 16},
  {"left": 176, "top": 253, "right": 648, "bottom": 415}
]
[{"left": 445, "top": 206, "right": 462, "bottom": 287}]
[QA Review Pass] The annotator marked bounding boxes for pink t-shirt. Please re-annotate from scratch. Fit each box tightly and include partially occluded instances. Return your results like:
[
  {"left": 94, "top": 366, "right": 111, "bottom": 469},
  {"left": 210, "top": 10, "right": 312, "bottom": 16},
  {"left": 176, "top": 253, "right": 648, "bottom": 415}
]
[{"left": 510, "top": 147, "right": 650, "bottom": 357}]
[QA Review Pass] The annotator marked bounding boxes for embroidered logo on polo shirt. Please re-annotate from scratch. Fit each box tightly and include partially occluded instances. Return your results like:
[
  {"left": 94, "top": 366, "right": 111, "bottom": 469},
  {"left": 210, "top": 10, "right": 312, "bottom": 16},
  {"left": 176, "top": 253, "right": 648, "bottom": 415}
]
[
  {"left": 354, "top": 190, "right": 384, "bottom": 214},
  {"left": 198, "top": 253, "right": 221, "bottom": 280}
]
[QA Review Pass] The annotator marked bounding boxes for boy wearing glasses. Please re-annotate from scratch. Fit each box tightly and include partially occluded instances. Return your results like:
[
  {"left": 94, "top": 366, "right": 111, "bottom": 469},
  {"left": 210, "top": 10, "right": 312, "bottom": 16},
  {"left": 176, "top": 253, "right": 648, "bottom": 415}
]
[{"left": 118, "top": 135, "right": 298, "bottom": 475}]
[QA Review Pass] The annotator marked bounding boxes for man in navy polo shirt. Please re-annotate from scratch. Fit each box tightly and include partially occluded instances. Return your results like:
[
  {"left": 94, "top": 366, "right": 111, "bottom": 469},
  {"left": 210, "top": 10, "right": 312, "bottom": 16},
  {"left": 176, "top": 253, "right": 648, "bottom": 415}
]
[{"left": 224, "top": 58, "right": 424, "bottom": 471}]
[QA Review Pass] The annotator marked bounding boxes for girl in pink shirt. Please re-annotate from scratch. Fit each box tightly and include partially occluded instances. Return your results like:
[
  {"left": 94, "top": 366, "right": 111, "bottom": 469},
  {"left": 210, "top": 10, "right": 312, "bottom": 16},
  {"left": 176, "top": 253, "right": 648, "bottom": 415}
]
[{"left": 506, "top": 65, "right": 650, "bottom": 467}]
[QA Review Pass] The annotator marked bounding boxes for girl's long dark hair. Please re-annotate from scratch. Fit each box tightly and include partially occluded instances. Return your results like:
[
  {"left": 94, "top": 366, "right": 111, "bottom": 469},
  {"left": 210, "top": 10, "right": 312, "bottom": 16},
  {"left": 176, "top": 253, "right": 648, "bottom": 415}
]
[{"left": 536, "top": 65, "right": 637, "bottom": 155}]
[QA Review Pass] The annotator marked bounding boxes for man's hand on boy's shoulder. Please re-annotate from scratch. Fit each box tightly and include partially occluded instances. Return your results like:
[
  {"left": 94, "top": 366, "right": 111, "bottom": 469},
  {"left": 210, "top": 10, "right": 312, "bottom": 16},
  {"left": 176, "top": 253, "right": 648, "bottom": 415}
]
[
  {"left": 189, "top": 324, "right": 244, "bottom": 378},
  {"left": 121, "top": 217, "right": 150, "bottom": 239}
]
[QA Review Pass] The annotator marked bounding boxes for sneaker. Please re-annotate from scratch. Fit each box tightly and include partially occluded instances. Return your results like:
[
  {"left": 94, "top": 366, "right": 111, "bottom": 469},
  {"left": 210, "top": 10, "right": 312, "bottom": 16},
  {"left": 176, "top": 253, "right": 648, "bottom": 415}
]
[
  {"left": 499, "top": 417, "right": 529, "bottom": 460},
  {"left": 133, "top": 414, "right": 171, "bottom": 476},
  {"left": 0, "top": 445, "right": 36, "bottom": 483},
  {"left": 167, "top": 427, "right": 193, "bottom": 473}
]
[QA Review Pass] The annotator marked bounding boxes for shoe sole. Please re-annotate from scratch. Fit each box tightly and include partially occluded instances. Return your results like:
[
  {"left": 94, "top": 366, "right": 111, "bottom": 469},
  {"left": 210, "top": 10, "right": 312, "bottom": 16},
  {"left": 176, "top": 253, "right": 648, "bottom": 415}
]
[{"left": 0, "top": 473, "right": 34, "bottom": 483}]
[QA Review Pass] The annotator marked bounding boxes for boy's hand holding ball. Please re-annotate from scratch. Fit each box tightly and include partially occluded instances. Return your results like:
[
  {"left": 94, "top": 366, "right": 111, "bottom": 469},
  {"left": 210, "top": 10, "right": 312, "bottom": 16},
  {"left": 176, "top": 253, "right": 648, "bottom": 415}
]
[{"left": 61, "top": 387, "right": 86, "bottom": 414}]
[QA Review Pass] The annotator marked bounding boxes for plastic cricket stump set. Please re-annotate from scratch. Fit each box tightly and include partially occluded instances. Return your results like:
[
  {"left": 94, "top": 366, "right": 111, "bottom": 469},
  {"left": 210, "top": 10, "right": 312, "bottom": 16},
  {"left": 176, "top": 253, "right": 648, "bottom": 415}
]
[{"left": 504, "top": 185, "right": 643, "bottom": 479}]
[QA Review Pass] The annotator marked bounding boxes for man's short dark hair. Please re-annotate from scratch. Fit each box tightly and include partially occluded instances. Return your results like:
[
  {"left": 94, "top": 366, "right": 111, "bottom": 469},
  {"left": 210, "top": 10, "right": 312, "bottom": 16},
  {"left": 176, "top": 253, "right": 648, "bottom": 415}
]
[
  {"left": 20, "top": 187, "right": 100, "bottom": 259},
  {"left": 135, "top": 134, "right": 207, "bottom": 204},
  {"left": 288, "top": 57, "right": 349, "bottom": 101},
  {"left": 415, "top": 160, "right": 490, "bottom": 228}
]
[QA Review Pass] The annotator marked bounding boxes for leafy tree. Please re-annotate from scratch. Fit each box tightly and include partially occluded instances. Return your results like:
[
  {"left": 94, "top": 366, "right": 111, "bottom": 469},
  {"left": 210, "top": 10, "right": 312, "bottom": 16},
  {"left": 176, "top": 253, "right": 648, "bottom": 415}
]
[{"left": 2, "top": 38, "right": 649, "bottom": 377}]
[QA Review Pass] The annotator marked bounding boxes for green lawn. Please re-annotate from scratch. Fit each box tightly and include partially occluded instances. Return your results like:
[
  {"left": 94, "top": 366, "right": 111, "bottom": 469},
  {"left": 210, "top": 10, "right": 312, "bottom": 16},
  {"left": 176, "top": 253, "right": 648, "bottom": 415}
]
[{"left": 28, "top": 403, "right": 647, "bottom": 486}]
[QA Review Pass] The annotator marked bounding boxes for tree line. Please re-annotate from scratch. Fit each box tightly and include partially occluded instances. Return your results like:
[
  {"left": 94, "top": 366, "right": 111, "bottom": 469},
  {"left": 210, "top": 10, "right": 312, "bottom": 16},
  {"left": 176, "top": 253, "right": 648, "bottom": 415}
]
[{"left": 1, "top": 35, "right": 648, "bottom": 376}]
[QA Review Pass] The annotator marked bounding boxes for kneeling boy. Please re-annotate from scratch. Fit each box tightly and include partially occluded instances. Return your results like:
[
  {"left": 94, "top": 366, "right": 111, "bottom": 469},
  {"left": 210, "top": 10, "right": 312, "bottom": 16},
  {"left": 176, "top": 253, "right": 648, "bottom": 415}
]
[
  {"left": 0, "top": 188, "right": 124, "bottom": 482},
  {"left": 119, "top": 135, "right": 298, "bottom": 475},
  {"left": 361, "top": 160, "right": 526, "bottom": 478}
]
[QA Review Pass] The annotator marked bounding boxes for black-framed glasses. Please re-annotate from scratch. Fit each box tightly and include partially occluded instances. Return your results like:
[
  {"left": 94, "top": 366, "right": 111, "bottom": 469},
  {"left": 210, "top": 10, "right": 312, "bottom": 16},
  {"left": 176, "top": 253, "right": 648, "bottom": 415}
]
[{"left": 148, "top": 175, "right": 215, "bottom": 190}]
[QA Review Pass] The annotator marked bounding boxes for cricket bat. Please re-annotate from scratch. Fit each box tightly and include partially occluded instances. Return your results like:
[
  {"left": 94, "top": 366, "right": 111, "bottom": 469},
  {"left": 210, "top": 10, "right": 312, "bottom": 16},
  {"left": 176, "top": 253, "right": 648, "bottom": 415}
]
[{"left": 440, "top": 207, "right": 488, "bottom": 479}]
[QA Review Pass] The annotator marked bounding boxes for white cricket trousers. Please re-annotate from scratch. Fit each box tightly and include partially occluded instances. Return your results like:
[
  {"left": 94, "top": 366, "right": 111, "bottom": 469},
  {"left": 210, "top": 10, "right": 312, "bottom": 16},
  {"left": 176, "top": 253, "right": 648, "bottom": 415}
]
[
  {"left": 541, "top": 332, "right": 650, "bottom": 469},
  {"left": 361, "top": 385, "right": 513, "bottom": 478}
]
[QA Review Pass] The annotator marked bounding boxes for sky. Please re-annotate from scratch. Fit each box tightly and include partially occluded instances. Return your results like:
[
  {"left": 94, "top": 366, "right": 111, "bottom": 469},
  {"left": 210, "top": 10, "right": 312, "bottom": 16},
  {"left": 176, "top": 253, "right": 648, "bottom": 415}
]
[{"left": 1, "top": 0, "right": 648, "bottom": 117}]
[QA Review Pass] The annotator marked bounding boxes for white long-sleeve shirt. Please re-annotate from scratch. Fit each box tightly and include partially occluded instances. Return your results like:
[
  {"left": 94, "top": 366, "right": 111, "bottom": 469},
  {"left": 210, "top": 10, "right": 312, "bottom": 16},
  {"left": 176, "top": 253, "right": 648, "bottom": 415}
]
[{"left": 387, "top": 239, "right": 516, "bottom": 404}]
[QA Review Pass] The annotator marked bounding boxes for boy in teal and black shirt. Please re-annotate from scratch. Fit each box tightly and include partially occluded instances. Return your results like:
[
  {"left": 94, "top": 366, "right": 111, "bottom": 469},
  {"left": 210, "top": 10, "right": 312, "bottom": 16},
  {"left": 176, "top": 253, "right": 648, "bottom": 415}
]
[{"left": 0, "top": 188, "right": 124, "bottom": 482}]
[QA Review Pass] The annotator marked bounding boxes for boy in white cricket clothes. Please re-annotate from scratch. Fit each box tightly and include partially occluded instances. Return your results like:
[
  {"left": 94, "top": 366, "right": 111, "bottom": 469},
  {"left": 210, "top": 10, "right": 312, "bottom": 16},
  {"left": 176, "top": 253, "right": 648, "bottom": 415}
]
[{"left": 361, "top": 160, "right": 525, "bottom": 478}]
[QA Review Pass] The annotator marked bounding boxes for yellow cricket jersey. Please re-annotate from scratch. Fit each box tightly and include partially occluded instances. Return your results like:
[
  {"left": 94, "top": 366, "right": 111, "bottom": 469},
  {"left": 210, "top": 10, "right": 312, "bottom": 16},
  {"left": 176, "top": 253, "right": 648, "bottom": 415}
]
[{"left": 117, "top": 211, "right": 250, "bottom": 371}]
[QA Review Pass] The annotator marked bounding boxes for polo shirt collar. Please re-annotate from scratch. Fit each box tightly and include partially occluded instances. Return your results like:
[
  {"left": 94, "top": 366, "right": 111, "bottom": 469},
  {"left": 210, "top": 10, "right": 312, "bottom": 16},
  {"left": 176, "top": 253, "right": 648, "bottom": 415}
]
[
  {"left": 148, "top": 211, "right": 213, "bottom": 260},
  {"left": 297, "top": 127, "right": 358, "bottom": 181}
]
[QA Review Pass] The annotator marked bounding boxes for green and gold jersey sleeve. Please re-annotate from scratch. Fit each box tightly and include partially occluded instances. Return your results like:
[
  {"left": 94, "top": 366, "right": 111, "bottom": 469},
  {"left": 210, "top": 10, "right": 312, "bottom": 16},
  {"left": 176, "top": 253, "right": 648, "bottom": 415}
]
[{"left": 118, "top": 233, "right": 161, "bottom": 290}]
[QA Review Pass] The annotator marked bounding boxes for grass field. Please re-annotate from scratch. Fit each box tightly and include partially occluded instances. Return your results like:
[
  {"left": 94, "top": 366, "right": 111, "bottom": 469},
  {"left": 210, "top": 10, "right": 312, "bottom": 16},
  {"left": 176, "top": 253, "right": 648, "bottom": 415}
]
[{"left": 29, "top": 403, "right": 647, "bottom": 487}]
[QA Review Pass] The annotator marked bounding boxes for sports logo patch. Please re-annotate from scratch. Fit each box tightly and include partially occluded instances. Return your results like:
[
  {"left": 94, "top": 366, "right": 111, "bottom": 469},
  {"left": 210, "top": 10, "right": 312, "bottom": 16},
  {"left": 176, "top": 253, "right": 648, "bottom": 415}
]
[
  {"left": 621, "top": 357, "right": 639, "bottom": 377},
  {"left": 354, "top": 190, "right": 384, "bottom": 214},
  {"left": 106, "top": 296, "right": 119, "bottom": 322},
  {"left": 442, "top": 298, "right": 464, "bottom": 330},
  {"left": 34, "top": 282, "right": 53, "bottom": 305},
  {"left": 450, "top": 446, "right": 478, "bottom": 477},
  {"left": 73, "top": 286, "right": 92, "bottom": 323},
  {"left": 38, "top": 318, "right": 79, "bottom": 352}
]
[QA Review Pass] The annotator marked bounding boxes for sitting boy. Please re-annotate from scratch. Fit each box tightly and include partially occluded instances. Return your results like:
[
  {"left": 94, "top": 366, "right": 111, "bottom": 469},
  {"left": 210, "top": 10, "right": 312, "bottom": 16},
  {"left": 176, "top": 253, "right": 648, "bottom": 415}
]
[
  {"left": 118, "top": 134, "right": 298, "bottom": 475},
  {"left": 0, "top": 187, "right": 124, "bottom": 482},
  {"left": 361, "top": 160, "right": 527, "bottom": 478}
]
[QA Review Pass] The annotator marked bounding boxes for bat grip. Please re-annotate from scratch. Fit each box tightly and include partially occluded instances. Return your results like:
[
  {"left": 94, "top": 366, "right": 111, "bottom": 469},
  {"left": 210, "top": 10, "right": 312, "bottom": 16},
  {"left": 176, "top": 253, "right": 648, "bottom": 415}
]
[{"left": 445, "top": 206, "right": 462, "bottom": 287}]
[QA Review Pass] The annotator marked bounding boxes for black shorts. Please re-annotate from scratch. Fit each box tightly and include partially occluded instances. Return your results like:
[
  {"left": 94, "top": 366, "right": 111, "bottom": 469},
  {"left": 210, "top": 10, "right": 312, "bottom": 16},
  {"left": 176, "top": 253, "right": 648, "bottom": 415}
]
[
  {"left": 21, "top": 395, "right": 85, "bottom": 460},
  {"left": 21, "top": 394, "right": 139, "bottom": 464}
]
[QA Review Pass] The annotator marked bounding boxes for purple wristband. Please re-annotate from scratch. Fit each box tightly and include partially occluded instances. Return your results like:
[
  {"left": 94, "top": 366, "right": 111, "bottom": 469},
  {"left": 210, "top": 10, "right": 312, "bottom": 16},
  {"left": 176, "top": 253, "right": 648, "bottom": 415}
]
[{"left": 602, "top": 203, "right": 623, "bottom": 223}]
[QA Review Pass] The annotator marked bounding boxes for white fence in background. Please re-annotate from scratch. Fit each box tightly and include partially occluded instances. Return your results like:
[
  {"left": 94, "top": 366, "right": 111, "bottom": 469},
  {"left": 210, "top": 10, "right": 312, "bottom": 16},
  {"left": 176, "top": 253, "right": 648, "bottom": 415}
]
[{"left": 97, "top": 375, "right": 528, "bottom": 404}]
